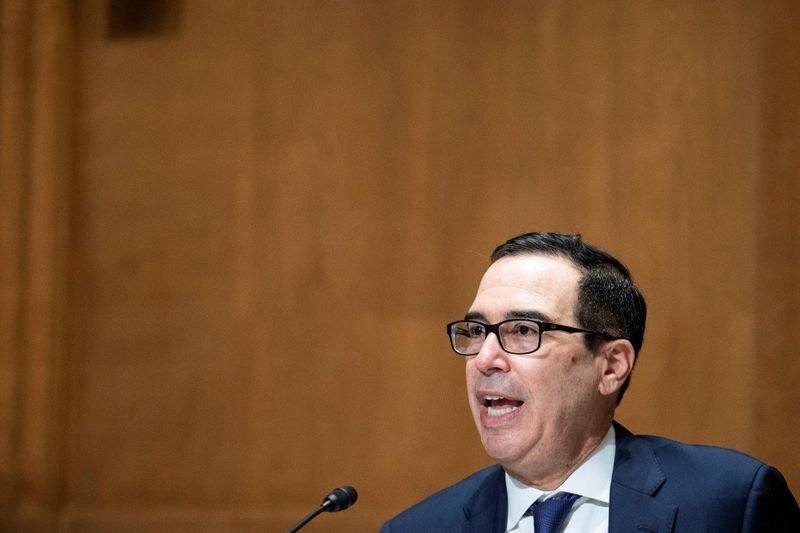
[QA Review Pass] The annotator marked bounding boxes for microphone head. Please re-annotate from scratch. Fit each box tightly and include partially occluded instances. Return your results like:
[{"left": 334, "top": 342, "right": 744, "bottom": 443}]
[{"left": 321, "top": 486, "right": 358, "bottom": 512}]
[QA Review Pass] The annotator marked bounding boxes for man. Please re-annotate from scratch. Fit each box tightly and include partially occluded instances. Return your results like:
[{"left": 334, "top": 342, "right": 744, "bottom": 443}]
[{"left": 382, "top": 232, "right": 799, "bottom": 532}]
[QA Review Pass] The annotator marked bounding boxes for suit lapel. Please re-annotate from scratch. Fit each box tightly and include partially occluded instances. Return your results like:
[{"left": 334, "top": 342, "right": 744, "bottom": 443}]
[
  {"left": 610, "top": 423, "right": 677, "bottom": 533},
  {"left": 461, "top": 465, "right": 508, "bottom": 533}
]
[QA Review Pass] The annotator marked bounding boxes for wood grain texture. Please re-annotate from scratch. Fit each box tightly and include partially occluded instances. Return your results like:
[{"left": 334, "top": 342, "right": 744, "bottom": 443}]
[
  {"left": 1, "top": 0, "right": 798, "bottom": 531},
  {"left": 1, "top": 0, "right": 75, "bottom": 530},
  {"left": 754, "top": 0, "right": 800, "bottom": 494}
]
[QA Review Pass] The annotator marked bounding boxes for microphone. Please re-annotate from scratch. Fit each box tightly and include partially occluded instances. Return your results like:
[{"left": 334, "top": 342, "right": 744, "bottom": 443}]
[{"left": 287, "top": 486, "right": 358, "bottom": 532}]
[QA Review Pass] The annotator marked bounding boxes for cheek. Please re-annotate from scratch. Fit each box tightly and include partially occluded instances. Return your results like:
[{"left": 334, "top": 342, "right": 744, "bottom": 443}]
[
  {"left": 560, "top": 360, "right": 602, "bottom": 407},
  {"left": 464, "top": 361, "right": 479, "bottom": 402},
  {"left": 464, "top": 360, "right": 475, "bottom": 385},
  {"left": 535, "top": 355, "right": 598, "bottom": 406}
]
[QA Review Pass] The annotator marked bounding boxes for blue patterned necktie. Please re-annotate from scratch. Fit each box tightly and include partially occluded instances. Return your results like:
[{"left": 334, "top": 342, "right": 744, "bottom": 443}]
[{"left": 528, "top": 492, "right": 580, "bottom": 533}]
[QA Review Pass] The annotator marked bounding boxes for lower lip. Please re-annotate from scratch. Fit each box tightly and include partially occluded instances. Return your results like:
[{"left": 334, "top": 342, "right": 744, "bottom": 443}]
[{"left": 479, "top": 403, "right": 523, "bottom": 427}]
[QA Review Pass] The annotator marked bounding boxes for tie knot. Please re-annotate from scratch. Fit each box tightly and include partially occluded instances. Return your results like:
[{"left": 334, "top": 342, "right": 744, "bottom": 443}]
[{"left": 528, "top": 492, "right": 580, "bottom": 533}]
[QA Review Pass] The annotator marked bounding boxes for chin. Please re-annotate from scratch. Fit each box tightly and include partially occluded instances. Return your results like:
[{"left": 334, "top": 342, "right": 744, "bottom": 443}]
[{"left": 480, "top": 431, "right": 526, "bottom": 465}]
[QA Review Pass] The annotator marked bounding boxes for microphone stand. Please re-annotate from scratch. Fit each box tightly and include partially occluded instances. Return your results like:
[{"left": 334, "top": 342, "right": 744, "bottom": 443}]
[
  {"left": 286, "top": 486, "right": 357, "bottom": 532},
  {"left": 287, "top": 505, "right": 326, "bottom": 533}
]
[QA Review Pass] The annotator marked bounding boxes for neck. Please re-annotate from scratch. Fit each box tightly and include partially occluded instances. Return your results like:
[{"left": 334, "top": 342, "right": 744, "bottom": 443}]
[{"left": 505, "top": 420, "right": 612, "bottom": 490}]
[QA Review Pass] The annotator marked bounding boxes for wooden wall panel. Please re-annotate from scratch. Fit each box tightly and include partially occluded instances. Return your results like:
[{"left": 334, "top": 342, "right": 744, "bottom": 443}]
[
  {"left": 1, "top": 0, "right": 798, "bottom": 531},
  {"left": 755, "top": 0, "right": 800, "bottom": 494},
  {"left": 1, "top": 0, "right": 75, "bottom": 530},
  {"left": 606, "top": 1, "right": 763, "bottom": 450}
]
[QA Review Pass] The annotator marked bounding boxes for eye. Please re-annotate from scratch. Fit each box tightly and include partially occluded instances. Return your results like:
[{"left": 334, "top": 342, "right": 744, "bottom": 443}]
[
  {"left": 509, "top": 321, "right": 539, "bottom": 337},
  {"left": 467, "top": 323, "right": 486, "bottom": 337}
]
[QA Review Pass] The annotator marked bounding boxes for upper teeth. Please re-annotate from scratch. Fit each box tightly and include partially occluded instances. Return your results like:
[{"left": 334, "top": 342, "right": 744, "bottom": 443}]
[{"left": 485, "top": 396, "right": 503, "bottom": 401}]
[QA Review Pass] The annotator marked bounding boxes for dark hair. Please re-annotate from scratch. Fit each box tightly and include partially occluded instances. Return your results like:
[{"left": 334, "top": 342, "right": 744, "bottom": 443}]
[{"left": 490, "top": 232, "right": 646, "bottom": 404}]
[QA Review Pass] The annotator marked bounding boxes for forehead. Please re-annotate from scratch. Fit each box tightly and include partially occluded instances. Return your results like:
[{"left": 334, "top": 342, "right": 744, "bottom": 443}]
[{"left": 469, "top": 254, "right": 582, "bottom": 322}]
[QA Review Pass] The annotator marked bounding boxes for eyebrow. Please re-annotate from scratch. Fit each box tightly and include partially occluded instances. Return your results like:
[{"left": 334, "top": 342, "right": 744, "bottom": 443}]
[{"left": 464, "top": 309, "right": 552, "bottom": 322}]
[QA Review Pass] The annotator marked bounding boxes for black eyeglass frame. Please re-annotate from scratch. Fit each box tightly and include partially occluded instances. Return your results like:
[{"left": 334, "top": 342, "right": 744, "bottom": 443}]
[{"left": 445, "top": 318, "right": 615, "bottom": 356}]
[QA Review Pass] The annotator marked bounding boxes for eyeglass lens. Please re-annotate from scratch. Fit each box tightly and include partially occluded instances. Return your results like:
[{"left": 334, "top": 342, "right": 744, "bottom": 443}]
[{"left": 450, "top": 320, "right": 542, "bottom": 355}]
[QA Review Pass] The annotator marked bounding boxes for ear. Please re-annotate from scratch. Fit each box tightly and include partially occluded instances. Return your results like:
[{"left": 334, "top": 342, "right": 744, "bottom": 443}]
[{"left": 596, "top": 339, "right": 635, "bottom": 398}]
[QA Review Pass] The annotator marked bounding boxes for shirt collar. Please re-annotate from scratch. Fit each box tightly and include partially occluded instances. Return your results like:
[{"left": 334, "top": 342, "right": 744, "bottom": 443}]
[{"left": 504, "top": 424, "right": 616, "bottom": 531}]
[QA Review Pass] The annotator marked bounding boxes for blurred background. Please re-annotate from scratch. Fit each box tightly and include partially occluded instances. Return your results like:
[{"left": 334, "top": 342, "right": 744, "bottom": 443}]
[{"left": 1, "top": 0, "right": 798, "bottom": 531}]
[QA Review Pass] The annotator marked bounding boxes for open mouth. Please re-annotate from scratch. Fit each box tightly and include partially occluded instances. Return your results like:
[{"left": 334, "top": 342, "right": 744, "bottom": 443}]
[{"left": 482, "top": 395, "right": 524, "bottom": 417}]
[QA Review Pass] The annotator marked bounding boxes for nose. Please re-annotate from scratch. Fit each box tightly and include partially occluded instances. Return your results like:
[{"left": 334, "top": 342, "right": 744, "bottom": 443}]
[{"left": 472, "top": 333, "right": 511, "bottom": 375}]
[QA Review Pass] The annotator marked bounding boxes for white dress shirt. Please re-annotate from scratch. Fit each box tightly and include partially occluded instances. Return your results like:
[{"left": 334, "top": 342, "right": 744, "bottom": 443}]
[{"left": 505, "top": 425, "right": 615, "bottom": 532}]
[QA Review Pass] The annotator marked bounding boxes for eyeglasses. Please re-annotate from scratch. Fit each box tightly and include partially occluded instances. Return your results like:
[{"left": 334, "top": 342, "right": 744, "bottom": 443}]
[{"left": 445, "top": 319, "right": 611, "bottom": 356}]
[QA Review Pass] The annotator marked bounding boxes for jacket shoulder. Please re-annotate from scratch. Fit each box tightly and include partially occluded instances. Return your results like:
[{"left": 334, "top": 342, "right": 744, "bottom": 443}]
[
  {"left": 615, "top": 428, "right": 799, "bottom": 531},
  {"left": 635, "top": 433, "right": 769, "bottom": 484},
  {"left": 381, "top": 465, "right": 503, "bottom": 532}
]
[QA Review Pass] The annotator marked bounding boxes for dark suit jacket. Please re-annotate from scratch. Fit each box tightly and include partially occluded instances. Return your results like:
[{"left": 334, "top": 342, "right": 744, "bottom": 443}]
[{"left": 381, "top": 423, "right": 799, "bottom": 532}]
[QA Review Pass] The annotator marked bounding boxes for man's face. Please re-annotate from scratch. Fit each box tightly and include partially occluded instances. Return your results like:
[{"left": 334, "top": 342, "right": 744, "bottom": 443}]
[{"left": 464, "top": 254, "right": 608, "bottom": 484}]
